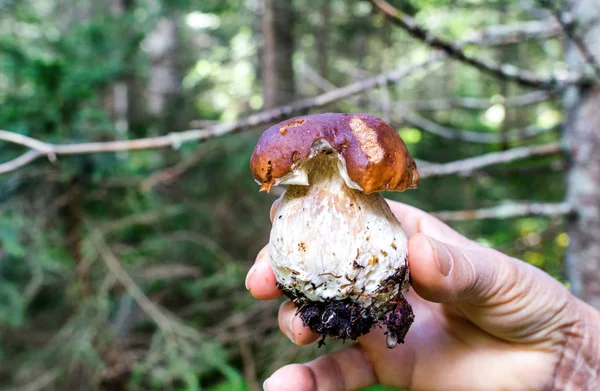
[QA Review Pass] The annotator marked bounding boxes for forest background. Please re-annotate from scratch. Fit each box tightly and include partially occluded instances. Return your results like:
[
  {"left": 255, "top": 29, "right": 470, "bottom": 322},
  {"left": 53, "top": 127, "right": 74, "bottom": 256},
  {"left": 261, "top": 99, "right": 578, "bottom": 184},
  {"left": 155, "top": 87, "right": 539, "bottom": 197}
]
[{"left": 2, "top": 0, "right": 600, "bottom": 390}]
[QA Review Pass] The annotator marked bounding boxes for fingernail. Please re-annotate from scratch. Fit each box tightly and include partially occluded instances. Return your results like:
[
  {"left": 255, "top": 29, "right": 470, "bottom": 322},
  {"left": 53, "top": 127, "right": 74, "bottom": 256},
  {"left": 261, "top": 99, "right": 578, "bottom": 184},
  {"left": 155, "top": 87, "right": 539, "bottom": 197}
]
[
  {"left": 263, "top": 377, "right": 271, "bottom": 390},
  {"left": 427, "top": 237, "right": 453, "bottom": 277},
  {"left": 245, "top": 263, "right": 258, "bottom": 291},
  {"left": 284, "top": 312, "right": 295, "bottom": 343}
]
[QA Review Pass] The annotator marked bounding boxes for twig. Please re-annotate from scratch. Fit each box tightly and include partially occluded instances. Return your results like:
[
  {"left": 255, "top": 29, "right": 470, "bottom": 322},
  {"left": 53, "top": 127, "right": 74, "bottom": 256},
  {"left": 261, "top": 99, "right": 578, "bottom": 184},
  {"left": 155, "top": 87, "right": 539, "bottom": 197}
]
[
  {"left": 538, "top": 1, "right": 600, "bottom": 78},
  {"left": 141, "top": 144, "right": 210, "bottom": 191},
  {"left": 400, "top": 110, "right": 559, "bottom": 144},
  {"left": 91, "top": 229, "right": 176, "bottom": 335},
  {"left": 0, "top": 54, "right": 444, "bottom": 176},
  {"left": 302, "top": 55, "right": 557, "bottom": 145},
  {"left": 0, "top": 149, "right": 43, "bottom": 174},
  {"left": 301, "top": 62, "right": 338, "bottom": 92},
  {"left": 432, "top": 201, "right": 572, "bottom": 221},
  {"left": 378, "top": 77, "right": 392, "bottom": 123},
  {"left": 99, "top": 206, "right": 183, "bottom": 233},
  {"left": 89, "top": 226, "right": 200, "bottom": 342},
  {"left": 133, "top": 264, "right": 202, "bottom": 281},
  {"left": 236, "top": 324, "right": 261, "bottom": 391},
  {"left": 371, "top": 0, "right": 588, "bottom": 89},
  {"left": 300, "top": 57, "right": 552, "bottom": 145},
  {"left": 23, "top": 255, "right": 44, "bottom": 305},
  {"left": 7, "top": 370, "right": 59, "bottom": 391},
  {"left": 162, "top": 231, "right": 237, "bottom": 266},
  {"left": 463, "top": 18, "right": 561, "bottom": 46},
  {"left": 400, "top": 90, "right": 554, "bottom": 111},
  {"left": 210, "top": 301, "right": 276, "bottom": 342},
  {"left": 419, "top": 142, "right": 561, "bottom": 178}
]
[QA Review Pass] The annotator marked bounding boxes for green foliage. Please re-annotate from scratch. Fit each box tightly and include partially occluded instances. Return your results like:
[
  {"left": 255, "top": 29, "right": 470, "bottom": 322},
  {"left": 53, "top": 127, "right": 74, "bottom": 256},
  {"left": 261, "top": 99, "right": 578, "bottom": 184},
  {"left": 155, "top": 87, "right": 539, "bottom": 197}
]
[
  {"left": 0, "top": 282, "right": 25, "bottom": 327},
  {"left": 362, "top": 386, "right": 403, "bottom": 391}
]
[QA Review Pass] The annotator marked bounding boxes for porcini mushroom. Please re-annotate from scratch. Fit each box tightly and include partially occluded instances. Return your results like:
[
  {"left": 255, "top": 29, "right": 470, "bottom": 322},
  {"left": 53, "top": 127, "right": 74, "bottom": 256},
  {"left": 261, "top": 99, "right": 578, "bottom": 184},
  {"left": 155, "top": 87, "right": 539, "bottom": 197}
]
[{"left": 250, "top": 113, "right": 420, "bottom": 348}]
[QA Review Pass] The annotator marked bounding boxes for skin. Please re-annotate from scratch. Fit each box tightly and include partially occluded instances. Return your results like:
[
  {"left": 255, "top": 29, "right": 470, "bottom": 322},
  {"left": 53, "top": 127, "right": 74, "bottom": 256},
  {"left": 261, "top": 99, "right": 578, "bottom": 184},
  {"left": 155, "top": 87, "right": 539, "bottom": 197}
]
[{"left": 245, "top": 199, "right": 600, "bottom": 391}]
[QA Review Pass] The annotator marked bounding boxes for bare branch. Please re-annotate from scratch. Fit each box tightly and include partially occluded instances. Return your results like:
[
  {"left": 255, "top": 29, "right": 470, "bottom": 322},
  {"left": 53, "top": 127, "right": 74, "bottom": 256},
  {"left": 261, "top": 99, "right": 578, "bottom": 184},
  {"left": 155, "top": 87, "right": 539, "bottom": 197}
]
[
  {"left": 538, "top": 1, "right": 600, "bottom": 78},
  {"left": 237, "top": 323, "right": 261, "bottom": 391},
  {"left": 0, "top": 130, "right": 55, "bottom": 154},
  {"left": 99, "top": 206, "right": 183, "bottom": 233},
  {"left": 419, "top": 142, "right": 561, "bottom": 178},
  {"left": 432, "top": 201, "right": 572, "bottom": 221},
  {"left": 464, "top": 18, "right": 561, "bottom": 46},
  {"left": 400, "top": 90, "right": 554, "bottom": 111},
  {"left": 89, "top": 226, "right": 201, "bottom": 342},
  {"left": 0, "top": 54, "right": 444, "bottom": 176},
  {"left": 303, "top": 58, "right": 556, "bottom": 145},
  {"left": 7, "top": 370, "right": 59, "bottom": 391},
  {"left": 140, "top": 145, "right": 210, "bottom": 191},
  {"left": 91, "top": 229, "right": 176, "bottom": 335},
  {"left": 133, "top": 264, "right": 202, "bottom": 281},
  {"left": 303, "top": 54, "right": 557, "bottom": 145},
  {"left": 0, "top": 150, "right": 43, "bottom": 176},
  {"left": 163, "top": 231, "right": 237, "bottom": 266},
  {"left": 400, "top": 110, "right": 559, "bottom": 144},
  {"left": 301, "top": 62, "right": 338, "bottom": 92},
  {"left": 209, "top": 301, "right": 275, "bottom": 342},
  {"left": 371, "top": 0, "right": 588, "bottom": 89},
  {"left": 378, "top": 77, "right": 392, "bottom": 123}
]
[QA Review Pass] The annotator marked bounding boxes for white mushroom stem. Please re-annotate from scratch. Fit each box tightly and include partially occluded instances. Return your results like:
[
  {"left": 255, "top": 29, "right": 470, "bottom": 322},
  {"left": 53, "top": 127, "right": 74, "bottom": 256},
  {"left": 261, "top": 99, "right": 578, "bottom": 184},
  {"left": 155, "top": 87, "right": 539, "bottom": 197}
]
[{"left": 268, "top": 151, "right": 410, "bottom": 308}]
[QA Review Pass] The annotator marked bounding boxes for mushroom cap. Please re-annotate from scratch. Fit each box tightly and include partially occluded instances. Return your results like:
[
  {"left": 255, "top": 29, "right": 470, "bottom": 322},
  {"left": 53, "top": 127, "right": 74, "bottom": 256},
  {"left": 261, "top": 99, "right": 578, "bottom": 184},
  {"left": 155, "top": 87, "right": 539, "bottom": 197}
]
[{"left": 250, "top": 113, "right": 420, "bottom": 194}]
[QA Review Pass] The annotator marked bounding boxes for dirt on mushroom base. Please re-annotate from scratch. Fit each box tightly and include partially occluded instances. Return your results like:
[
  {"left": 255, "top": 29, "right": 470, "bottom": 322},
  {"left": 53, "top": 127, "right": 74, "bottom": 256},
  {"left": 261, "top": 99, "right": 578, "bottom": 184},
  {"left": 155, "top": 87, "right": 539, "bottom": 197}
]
[{"left": 277, "top": 266, "right": 414, "bottom": 348}]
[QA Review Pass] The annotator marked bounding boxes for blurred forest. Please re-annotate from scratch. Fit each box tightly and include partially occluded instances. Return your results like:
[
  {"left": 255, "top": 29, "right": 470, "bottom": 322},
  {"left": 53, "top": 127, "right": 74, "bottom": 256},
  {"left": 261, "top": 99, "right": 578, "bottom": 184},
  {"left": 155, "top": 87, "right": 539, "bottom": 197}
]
[{"left": 1, "top": 0, "right": 599, "bottom": 390}]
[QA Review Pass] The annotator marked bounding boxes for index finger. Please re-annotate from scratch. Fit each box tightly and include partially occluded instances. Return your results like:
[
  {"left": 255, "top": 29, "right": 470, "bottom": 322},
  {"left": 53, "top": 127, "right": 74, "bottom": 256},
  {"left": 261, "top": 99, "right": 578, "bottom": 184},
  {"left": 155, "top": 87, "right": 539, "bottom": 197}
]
[{"left": 245, "top": 246, "right": 283, "bottom": 300}]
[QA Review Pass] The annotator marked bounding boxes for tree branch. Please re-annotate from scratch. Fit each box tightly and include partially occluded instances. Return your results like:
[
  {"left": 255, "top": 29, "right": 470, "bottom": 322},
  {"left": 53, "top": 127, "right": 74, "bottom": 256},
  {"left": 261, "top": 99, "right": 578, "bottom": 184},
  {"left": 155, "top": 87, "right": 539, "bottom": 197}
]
[
  {"left": 301, "top": 62, "right": 338, "bottom": 92},
  {"left": 89, "top": 226, "right": 201, "bottom": 343},
  {"left": 91, "top": 229, "right": 178, "bottom": 336},
  {"left": 302, "top": 53, "right": 557, "bottom": 145},
  {"left": 538, "top": 0, "right": 600, "bottom": 78},
  {"left": 0, "top": 54, "right": 444, "bottom": 176},
  {"left": 400, "top": 90, "right": 554, "bottom": 111},
  {"left": 432, "top": 201, "right": 572, "bottom": 221},
  {"left": 400, "top": 110, "right": 559, "bottom": 144},
  {"left": 419, "top": 142, "right": 561, "bottom": 178},
  {"left": 0, "top": 150, "right": 43, "bottom": 174},
  {"left": 7, "top": 370, "right": 60, "bottom": 391},
  {"left": 463, "top": 18, "right": 561, "bottom": 46},
  {"left": 371, "top": 0, "right": 588, "bottom": 89},
  {"left": 140, "top": 144, "right": 210, "bottom": 191},
  {"left": 302, "top": 57, "right": 557, "bottom": 145}
]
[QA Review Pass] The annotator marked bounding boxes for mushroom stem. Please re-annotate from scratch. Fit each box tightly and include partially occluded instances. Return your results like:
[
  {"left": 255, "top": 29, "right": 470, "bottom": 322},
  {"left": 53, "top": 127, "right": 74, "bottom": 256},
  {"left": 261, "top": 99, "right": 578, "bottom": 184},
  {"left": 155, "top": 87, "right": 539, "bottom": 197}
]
[{"left": 268, "top": 153, "right": 413, "bottom": 343}]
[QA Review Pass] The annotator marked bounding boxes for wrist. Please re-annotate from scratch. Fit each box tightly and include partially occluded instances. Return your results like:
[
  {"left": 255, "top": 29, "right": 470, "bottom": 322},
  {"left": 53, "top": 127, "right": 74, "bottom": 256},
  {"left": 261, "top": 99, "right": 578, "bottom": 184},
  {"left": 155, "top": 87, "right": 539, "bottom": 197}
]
[{"left": 553, "top": 298, "right": 600, "bottom": 390}]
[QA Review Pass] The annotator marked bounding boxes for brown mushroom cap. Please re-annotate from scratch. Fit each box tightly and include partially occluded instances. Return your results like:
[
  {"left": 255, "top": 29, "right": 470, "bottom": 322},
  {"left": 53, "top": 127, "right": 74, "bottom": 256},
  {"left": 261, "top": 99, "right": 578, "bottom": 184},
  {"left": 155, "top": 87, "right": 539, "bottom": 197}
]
[{"left": 250, "top": 113, "right": 420, "bottom": 194}]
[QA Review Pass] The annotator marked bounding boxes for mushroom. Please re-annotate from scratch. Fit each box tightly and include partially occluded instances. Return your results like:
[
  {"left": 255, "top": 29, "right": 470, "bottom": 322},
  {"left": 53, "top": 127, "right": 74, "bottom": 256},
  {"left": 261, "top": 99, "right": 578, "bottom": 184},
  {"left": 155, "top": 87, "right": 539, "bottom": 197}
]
[{"left": 250, "top": 113, "right": 420, "bottom": 348}]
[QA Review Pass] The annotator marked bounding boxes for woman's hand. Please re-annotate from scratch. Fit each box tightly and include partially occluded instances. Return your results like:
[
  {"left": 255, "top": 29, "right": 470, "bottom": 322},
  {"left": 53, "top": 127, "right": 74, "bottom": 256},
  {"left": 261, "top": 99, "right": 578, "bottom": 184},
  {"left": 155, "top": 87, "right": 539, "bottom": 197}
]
[{"left": 246, "top": 200, "right": 600, "bottom": 391}]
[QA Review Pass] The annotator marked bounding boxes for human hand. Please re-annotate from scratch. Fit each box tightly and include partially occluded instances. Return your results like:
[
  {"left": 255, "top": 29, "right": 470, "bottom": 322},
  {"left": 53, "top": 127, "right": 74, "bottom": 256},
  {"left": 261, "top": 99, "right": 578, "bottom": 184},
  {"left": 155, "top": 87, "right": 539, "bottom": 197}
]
[{"left": 246, "top": 199, "right": 600, "bottom": 391}]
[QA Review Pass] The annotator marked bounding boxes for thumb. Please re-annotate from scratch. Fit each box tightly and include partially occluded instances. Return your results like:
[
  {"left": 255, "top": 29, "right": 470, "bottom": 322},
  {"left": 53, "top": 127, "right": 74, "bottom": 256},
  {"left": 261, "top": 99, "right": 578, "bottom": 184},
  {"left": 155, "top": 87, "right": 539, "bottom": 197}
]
[
  {"left": 407, "top": 233, "right": 509, "bottom": 305},
  {"left": 407, "top": 233, "right": 575, "bottom": 343}
]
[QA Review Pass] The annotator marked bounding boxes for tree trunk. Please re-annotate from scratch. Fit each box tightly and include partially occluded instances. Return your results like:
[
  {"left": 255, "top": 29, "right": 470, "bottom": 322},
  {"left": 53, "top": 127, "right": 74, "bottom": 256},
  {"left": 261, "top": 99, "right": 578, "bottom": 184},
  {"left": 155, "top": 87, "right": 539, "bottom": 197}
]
[
  {"left": 109, "top": 0, "right": 135, "bottom": 159},
  {"left": 262, "top": 0, "right": 295, "bottom": 109},
  {"left": 144, "top": 12, "right": 182, "bottom": 126},
  {"left": 564, "top": 0, "right": 600, "bottom": 308},
  {"left": 317, "top": 0, "right": 331, "bottom": 80}
]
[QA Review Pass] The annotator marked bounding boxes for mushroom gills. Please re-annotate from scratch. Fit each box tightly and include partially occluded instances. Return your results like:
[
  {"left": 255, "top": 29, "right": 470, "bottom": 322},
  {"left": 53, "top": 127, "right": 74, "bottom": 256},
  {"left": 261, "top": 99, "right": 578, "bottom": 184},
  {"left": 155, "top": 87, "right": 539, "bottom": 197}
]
[
  {"left": 274, "top": 139, "right": 363, "bottom": 191},
  {"left": 268, "top": 147, "right": 414, "bottom": 347}
]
